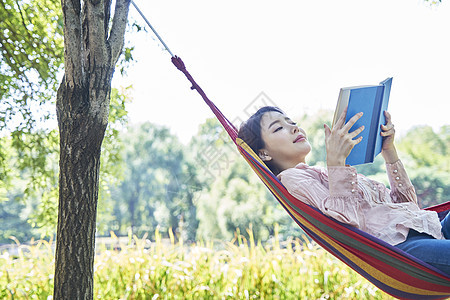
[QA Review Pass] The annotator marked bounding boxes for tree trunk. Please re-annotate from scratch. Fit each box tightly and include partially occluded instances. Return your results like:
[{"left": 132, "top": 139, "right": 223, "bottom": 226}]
[
  {"left": 54, "top": 77, "right": 106, "bottom": 298},
  {"left": 54, "top": 0, "right": 130, "bottom": 298}
]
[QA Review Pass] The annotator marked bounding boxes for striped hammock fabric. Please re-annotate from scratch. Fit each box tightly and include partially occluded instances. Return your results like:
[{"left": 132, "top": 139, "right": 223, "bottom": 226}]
[{"left": 171, "top": 56, "right": 450, "bottom": 299}]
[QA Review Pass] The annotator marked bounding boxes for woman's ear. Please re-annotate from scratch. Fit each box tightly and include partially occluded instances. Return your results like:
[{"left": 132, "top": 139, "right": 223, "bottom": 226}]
[{"left": 258, "top": 150, "right": 272, "bottom": 162}]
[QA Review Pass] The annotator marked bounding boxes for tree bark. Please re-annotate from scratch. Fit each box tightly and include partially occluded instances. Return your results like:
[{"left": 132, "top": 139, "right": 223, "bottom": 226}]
[{"left": 54, "top": 0, "right": 130, "bottom": 299}]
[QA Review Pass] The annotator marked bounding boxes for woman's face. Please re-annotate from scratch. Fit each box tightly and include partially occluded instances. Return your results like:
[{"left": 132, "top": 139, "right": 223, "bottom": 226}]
[{"left": 259, "top": 111, "right": 311, "bottom": 171}]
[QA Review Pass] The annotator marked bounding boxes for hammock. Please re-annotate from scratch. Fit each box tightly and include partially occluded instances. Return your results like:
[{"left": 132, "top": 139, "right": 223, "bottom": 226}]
[
  {"left": 131, "top": 3, "right": 450, "bottom": 298},
  {"left": 170, "top": 56, "right": 450, "bottom": 300}
]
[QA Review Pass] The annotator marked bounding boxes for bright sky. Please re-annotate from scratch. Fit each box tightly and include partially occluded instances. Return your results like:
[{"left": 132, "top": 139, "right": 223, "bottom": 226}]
[{"left": 114, "top": 0, "right": 450, "bottom": 144}]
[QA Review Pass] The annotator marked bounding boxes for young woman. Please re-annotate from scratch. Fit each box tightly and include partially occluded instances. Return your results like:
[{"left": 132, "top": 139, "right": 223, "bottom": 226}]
[{"left": 238, "top": 106, "right": 450, "bottom": 275}]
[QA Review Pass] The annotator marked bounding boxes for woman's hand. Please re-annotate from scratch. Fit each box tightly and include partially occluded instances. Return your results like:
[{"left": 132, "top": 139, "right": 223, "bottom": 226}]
[
  {"left": 324, "top": 107, "right": 365, "bottom": 166},
  {"left": 380, "top": 111, "right": 399, "bottom": 164}
]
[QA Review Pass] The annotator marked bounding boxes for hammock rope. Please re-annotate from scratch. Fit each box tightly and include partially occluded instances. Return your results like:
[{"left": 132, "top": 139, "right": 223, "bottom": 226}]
[
  {"left": 131, "top": 3, "right": 450, "bottom": 298},
  {"left": 130, "top": 1, "right": 174, "bottom": 57}
]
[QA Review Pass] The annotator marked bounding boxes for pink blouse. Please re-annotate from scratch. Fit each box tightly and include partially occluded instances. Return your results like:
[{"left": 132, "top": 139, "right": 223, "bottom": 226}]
[{"left": 277, "top": 160, "right": 443, "bottom": 245}]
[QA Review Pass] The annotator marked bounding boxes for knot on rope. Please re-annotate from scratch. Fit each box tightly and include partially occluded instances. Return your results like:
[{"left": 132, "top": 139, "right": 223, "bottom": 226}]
[{"left": 171, "top": 56, "right": 186, "bottom": 71}]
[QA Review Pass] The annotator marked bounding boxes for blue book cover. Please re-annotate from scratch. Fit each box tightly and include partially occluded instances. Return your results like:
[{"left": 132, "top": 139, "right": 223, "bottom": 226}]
[{"left": 332, "top": 77, "right": 393, "bottom": 166}]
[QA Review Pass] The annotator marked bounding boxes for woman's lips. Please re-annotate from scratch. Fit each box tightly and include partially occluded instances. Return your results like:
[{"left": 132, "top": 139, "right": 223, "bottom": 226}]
[{"left": 294, "top": 135, "right": 306, "bottom": 143}]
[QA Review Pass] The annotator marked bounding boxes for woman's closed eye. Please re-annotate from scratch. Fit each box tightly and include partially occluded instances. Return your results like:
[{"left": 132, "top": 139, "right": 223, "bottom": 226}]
[{"left": 274, "top": 122, "right": 297, "bottom": 133}]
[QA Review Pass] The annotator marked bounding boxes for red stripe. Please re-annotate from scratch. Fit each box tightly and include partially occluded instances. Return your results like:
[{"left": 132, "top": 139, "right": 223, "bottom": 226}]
[
  {"left": 337, "top": 239, "right": 450, "bottom": 292},
  {"left": 425, "top": 201, "right": 450, "bottom": 213}
]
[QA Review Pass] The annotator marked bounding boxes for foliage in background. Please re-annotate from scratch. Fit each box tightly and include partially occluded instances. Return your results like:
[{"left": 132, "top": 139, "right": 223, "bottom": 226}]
[
  {"left": 190, "top": 118, "right": 303, "bottom": 242},
  {"left": 298, "top": 109, "right": 330, "bottom": 167},
  {"left": 1, "top": 108, "right": 448, "bottom": 244},
  {"left": 0, "top": 0, "right": 136, "bottom": 240},
  {"left": 397, "top": 125, "right": 450, "bottom": 207},
  {"left": 0, "top": 0, "right": 447, "bottom": 247},
  {"left": 1, "top": 112, "right": 446, "bottom": 243},
  {"left": 397, "top": 125, "right": 449, "bottom": 171},
  {"left": 105, "top": 122, "right": 200, "bottom": 241},
  {"left": 0, "top": 229, "right": 394, "bottom": 300},
  {"left": 0, "top": 87, "right": 130, "bottom": 242},
  {"left": 0, "top": 0, "right": 63, "bottom": 225},
  {"left": 0, "top": 0, "right": 63, "bottom": 130}
]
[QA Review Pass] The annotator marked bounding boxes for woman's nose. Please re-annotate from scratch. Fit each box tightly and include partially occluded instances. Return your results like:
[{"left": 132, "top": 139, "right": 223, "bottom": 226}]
[{"left": 291, "top": 125, "right": 299, "bottom": 133}]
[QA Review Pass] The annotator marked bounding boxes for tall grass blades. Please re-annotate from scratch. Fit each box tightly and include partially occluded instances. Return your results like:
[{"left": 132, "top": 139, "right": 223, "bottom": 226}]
[{"left": 0, "top": 228, "right": 394, "bottom": 299}]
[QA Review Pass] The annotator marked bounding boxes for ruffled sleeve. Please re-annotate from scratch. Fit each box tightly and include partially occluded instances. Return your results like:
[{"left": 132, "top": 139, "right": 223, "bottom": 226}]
[
  {"left": 385, "top": 160, "right": 417, "bottom": 204},
  {"left": 327, "top": 166, "right": 360, "bottom": 197},
  {"left": 279, "top": 166, "right": 363, "bottom": 228}
]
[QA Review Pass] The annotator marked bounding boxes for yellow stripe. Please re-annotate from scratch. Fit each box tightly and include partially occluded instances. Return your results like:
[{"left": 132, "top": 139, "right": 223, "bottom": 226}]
[
  {"left": 237, "top": 138, "right": 267, "bottom": 166},
  {"left": 237, "top": 138, "right": 448, "bottom": 296}
]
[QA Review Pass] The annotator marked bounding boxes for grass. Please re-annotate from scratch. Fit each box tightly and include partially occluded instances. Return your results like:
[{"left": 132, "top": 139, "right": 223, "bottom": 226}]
[{"left": 0, "top": 227, "right": 394, "bottom": 299}]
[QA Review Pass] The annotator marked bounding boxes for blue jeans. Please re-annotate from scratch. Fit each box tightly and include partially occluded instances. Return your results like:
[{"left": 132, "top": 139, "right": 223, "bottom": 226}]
[{"left": 395, "top": 212, "right": 450, "bottom": 276}]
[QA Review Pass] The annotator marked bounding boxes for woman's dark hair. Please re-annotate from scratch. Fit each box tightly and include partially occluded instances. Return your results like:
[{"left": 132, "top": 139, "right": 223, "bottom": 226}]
[{"left": 238, "top": 106, "right": 284, "bottom": 174}]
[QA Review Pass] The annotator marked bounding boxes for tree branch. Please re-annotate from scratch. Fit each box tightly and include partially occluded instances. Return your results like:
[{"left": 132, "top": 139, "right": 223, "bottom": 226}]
[
  {"left": 108, "top": 0, "right": 131, "bottom": 67},
  {"left": 61, "top": 0, "right": 83, "bottom": 89},
  {"left": 83, "top": 0, "right": 109, "bottom": 75},
  {"left": 14, "top": 0, "right": 35, "bottom": 45},
  {"left": 104, "top": 0, "right": 112, "bottom": 38}
]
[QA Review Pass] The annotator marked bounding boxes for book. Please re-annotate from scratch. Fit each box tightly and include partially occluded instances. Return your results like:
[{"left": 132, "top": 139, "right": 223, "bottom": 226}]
[{"left": 332, "top": 77, "right": 393, "bottom": 166}]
